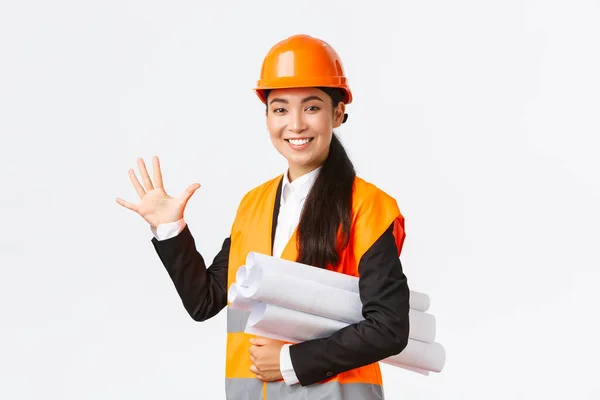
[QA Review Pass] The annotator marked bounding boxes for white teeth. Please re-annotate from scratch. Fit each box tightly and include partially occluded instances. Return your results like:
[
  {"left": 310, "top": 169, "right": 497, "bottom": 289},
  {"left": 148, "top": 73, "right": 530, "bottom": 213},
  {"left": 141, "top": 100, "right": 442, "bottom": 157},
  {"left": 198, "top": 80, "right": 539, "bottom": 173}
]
[{"left": 288, "top": 138, "right": 311, "bottom": 146}]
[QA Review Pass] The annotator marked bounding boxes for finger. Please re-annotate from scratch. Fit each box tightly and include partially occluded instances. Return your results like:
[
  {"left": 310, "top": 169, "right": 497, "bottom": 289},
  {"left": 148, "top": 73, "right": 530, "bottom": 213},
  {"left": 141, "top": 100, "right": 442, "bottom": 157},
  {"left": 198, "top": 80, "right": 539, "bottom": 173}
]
[
  {"left": 152, "top": 156, "right": 163, "bottom": 189},
  {"left": 128, "top": 169, "right": 146, "bottom": 199},
  {"left": 116, "top": 197, "right": 138, "bottom": 212},
  {"left": 179, "top": 183, "right": 201, "bottom": 205},
  {"left": 250, "top": 365, "right": 259, "bottom": 375},
  {"left": 250, "top": 337, "right": 270, "bottom": 346},
  {"left": 248, "top": 345, "right": 257, "bottom": 357},
  {"left": 137, "top": 158, "right": 154, "bottom": 191}
]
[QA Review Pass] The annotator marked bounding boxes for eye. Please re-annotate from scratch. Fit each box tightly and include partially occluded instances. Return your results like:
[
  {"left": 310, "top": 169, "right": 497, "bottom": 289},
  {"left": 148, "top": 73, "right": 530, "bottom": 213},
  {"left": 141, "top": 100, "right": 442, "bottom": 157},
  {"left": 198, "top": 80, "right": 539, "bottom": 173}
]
[
  {"left": 272, "top": 107, "right": 286, "bottom": 114},
  {"left": 305, "top": 105, "right": 320, "bottom": 112}
]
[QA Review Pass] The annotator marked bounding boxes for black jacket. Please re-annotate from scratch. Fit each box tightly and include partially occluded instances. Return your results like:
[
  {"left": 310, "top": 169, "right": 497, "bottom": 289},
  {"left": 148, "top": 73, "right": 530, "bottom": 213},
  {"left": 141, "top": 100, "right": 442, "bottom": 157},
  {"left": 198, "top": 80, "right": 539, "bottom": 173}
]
[{"left": 151, "top": 179, "right": 410, "bottom": 386}]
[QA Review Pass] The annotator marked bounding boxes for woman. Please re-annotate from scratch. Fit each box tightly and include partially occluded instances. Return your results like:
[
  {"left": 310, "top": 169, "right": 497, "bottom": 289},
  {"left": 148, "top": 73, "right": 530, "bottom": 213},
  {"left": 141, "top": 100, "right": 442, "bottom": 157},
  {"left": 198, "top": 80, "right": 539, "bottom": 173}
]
[{"left": 116, "top": 34, "right": 411, "bottom": 400}]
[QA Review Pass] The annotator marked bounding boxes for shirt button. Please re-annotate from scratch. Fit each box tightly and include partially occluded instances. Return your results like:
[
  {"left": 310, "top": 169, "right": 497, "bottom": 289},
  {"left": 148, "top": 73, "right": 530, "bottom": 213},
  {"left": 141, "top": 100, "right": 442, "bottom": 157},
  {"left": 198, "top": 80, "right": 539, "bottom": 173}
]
[{"left": 326, "top": 372, "right": 333, "bottom": 377}]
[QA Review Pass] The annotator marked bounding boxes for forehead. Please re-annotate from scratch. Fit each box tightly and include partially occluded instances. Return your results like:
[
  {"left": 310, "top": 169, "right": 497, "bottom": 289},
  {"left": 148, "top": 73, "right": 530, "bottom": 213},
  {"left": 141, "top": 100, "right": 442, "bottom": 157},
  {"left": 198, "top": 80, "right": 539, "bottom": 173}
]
[{"left": 267, "top": 87, "right": 327, "bottom": 102}]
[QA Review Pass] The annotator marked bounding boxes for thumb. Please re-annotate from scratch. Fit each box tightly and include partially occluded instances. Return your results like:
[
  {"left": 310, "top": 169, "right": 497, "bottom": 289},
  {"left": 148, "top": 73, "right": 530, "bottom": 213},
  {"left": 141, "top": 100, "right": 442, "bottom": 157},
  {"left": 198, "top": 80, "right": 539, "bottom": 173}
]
[{"left": 179, "top": 183, "right": 201, "bottom": 204}]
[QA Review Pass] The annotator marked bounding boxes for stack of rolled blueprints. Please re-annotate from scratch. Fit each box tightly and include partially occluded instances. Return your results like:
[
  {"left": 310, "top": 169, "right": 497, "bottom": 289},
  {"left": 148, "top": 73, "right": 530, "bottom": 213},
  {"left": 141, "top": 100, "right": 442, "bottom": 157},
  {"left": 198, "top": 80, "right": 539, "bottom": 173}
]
[{"left": 228, "top": 252, "right": 446, "bottom": 375}]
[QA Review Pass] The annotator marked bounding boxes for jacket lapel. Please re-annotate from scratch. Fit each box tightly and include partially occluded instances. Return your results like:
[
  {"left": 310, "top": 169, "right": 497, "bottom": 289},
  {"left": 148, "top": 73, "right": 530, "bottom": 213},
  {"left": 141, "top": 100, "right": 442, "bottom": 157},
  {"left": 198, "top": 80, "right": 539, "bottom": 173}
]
[{"left": 270, "top": 177, "right": 283, "bottom": 256}]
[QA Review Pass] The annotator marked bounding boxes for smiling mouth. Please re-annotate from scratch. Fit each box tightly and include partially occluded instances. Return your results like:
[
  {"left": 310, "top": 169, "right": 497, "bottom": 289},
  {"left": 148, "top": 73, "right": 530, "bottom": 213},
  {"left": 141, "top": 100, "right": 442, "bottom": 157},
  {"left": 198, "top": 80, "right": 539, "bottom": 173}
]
[{"left": 285, "top": 138, "right": 314, "bottom": 146}]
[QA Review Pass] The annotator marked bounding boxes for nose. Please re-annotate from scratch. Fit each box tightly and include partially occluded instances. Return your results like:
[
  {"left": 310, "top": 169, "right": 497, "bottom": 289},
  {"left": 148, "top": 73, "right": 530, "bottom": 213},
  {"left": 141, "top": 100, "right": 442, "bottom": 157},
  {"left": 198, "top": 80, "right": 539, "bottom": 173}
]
[{"left": 288, "top": 110, "right": 307, "bottom": 134}]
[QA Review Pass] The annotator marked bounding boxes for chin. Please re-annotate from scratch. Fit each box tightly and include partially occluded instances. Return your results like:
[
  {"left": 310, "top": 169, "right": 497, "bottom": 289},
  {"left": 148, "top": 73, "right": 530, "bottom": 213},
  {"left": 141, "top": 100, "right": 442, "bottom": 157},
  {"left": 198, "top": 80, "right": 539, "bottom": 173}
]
[{"left": 287, "top": 154, "right": 314, "bottom": 166}]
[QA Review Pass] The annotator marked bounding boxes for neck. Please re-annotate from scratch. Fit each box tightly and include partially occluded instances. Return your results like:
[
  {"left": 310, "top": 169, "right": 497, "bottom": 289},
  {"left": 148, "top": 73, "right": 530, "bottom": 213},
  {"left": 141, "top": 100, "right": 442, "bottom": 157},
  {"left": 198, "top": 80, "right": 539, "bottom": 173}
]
[
  {"left": 287, "top": 163, "right": 321, "bottom": 182},
  {"left": 288, "top": 148, "right": 330, "bottom": 182}
]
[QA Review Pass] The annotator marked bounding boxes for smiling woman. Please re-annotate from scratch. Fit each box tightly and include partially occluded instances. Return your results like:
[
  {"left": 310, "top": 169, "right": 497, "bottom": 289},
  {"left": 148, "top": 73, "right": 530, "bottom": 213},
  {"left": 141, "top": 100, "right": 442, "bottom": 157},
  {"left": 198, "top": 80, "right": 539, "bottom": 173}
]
[{"left": 117, "top": 34, "right": 411, "bottom": 400}]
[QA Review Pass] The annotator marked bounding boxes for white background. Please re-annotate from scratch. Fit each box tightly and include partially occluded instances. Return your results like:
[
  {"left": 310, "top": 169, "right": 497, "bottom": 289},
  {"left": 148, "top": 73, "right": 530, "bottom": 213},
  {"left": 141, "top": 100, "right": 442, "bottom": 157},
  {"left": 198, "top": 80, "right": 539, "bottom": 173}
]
[{"left": 1, "top": 0, "right": 599, "bottom": 399}]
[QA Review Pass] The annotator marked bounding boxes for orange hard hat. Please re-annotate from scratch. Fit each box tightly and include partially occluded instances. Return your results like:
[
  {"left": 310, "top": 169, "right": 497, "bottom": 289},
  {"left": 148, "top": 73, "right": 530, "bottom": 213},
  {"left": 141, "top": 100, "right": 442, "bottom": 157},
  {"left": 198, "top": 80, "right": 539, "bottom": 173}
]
[{"left": 254, "top": 34, "right": 352, "bottom": 104}]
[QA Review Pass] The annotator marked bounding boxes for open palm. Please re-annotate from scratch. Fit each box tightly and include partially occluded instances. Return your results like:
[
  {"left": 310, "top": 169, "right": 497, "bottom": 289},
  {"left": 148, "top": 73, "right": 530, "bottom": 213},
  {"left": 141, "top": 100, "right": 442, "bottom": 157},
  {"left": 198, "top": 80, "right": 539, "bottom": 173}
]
[{"left": 116, "top": 156, "right": 200, "bottom": 228}]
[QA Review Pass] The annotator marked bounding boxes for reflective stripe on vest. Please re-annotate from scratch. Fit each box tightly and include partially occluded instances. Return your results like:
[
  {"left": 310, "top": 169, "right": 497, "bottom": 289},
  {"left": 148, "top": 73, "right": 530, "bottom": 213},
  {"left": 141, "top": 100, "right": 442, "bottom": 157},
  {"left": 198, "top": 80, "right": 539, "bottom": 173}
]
[
  {"left": 225, "top": 175, "right": 404, "bottom": 399},
  {"left": 225, "top": 378, "right": 264, "bottom": 400},
  {"left": 227, "top": 307, "right": 250, "bottom": 333},
  {"left": 266, "top": 381, "right": 384, "bottom": 399},
  {"left": 224, "top": 379, "right": 383, "bottom": 400}
]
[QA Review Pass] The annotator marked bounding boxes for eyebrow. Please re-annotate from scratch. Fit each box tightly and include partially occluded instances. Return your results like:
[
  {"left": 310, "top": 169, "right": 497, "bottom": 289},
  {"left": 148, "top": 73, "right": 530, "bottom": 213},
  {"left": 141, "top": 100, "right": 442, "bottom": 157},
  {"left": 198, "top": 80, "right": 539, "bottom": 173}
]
[{"left": 269, "top": 95, "right": 325, "bottom": 105}]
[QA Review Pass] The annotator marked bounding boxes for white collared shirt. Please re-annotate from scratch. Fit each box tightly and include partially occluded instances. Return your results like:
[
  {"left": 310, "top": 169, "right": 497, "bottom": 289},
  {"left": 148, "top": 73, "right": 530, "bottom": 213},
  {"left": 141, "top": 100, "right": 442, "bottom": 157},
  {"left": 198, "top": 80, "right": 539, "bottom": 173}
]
[
  {"left": 272, "top": 166, "right": 320, "bottom": 258},
  {"left": 151, "top": 167, "right": 321, "bottom": 386}
]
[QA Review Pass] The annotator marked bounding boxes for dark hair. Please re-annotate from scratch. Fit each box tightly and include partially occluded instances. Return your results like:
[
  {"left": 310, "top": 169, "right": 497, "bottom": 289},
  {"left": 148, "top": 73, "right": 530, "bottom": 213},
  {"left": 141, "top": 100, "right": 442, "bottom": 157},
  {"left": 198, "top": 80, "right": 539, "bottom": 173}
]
[{"left": 264, "top": 87, "right": 356, "bottom": 269}]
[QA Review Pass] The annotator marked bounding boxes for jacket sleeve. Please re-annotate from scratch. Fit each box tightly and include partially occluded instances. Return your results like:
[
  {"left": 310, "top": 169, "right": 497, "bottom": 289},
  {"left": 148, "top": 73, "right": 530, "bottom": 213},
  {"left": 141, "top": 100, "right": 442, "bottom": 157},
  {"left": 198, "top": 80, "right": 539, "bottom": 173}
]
[
  {"left": 288, "top": 222, "right": 410, "bottom": 386},
  {"left": 151, "top": 224, "right": 230, "bottom": 322}
]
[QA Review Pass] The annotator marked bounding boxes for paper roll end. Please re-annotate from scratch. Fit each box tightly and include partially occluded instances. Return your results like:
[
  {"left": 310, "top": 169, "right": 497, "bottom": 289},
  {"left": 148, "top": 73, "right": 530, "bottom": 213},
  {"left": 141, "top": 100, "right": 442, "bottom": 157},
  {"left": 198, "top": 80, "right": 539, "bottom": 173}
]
[
  {"left": 438, "top": 343, "right": 446, "bottom": 371},
  {"left": 227, "top": 283, "right": 238, "bottom": 303}
]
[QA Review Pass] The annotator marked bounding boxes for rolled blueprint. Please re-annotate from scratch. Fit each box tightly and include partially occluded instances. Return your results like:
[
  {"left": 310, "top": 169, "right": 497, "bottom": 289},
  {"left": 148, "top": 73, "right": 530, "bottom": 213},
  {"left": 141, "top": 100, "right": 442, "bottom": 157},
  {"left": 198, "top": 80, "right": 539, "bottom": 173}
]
[
  {"left": 247, "top": 301, "right": 348, "bottom": 341},
  {"left": 238, "top": 266, "right": 365, "bottom": 323},
  {"left": 227, "top": 283, "right": 256, "bottom": 311},
  {"left": 247, "top": 302, "right": 437, "bottom": 357},
  {"left": 245, "top": 252, "right": 431, "bottom": 312},
  {"left": 383, "top": 339, "right": 446, "bottom": 373},
  {"left": 245, "top": 302, "right": 445, "bottom": 373},
  {"left": 245, "top": 252, "right": 359, "bottom": 292},
  {"left": 237, "top": 263, "right": 436, "bottom": 343},
  {"left": 235, "top": 266, "right": 250, "bottom": 288}
]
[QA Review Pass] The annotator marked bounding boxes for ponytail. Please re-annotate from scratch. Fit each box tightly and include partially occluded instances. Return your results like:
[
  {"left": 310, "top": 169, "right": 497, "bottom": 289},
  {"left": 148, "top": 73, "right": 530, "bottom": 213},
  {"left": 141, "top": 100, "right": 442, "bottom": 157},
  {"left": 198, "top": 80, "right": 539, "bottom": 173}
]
[{"left": 297, "top": 131, "right": 356, "bottom": 269}]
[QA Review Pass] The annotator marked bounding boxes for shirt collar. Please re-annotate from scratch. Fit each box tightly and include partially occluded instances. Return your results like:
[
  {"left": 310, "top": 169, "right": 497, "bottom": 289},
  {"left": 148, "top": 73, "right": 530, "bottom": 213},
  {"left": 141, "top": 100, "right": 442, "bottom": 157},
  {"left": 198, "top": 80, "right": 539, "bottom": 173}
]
[{"left": 281, "top": 166, "right": 321, "bottom": 205}]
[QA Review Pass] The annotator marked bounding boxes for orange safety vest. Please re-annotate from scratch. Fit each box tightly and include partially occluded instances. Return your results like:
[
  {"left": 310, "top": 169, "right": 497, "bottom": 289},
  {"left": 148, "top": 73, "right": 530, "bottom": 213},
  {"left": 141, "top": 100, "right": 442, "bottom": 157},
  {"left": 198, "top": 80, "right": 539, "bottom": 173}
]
[{"left": 225, "top": 174, "right": 405, "bottom": 400}]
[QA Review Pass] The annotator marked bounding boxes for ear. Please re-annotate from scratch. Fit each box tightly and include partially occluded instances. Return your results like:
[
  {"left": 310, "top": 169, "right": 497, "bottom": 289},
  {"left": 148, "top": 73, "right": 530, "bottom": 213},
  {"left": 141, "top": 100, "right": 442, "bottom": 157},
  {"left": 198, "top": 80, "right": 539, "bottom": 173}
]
[{"left": 333, "top": 103, "right": 346, "bottom": 128}]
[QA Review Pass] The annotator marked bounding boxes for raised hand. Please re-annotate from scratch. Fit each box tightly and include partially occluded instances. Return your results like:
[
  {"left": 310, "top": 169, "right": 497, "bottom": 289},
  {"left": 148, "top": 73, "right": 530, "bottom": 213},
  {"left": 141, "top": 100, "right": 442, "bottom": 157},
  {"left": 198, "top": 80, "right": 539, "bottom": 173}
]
[{"left": 116, "top": 156, "right": 200, "bottom": 228}]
